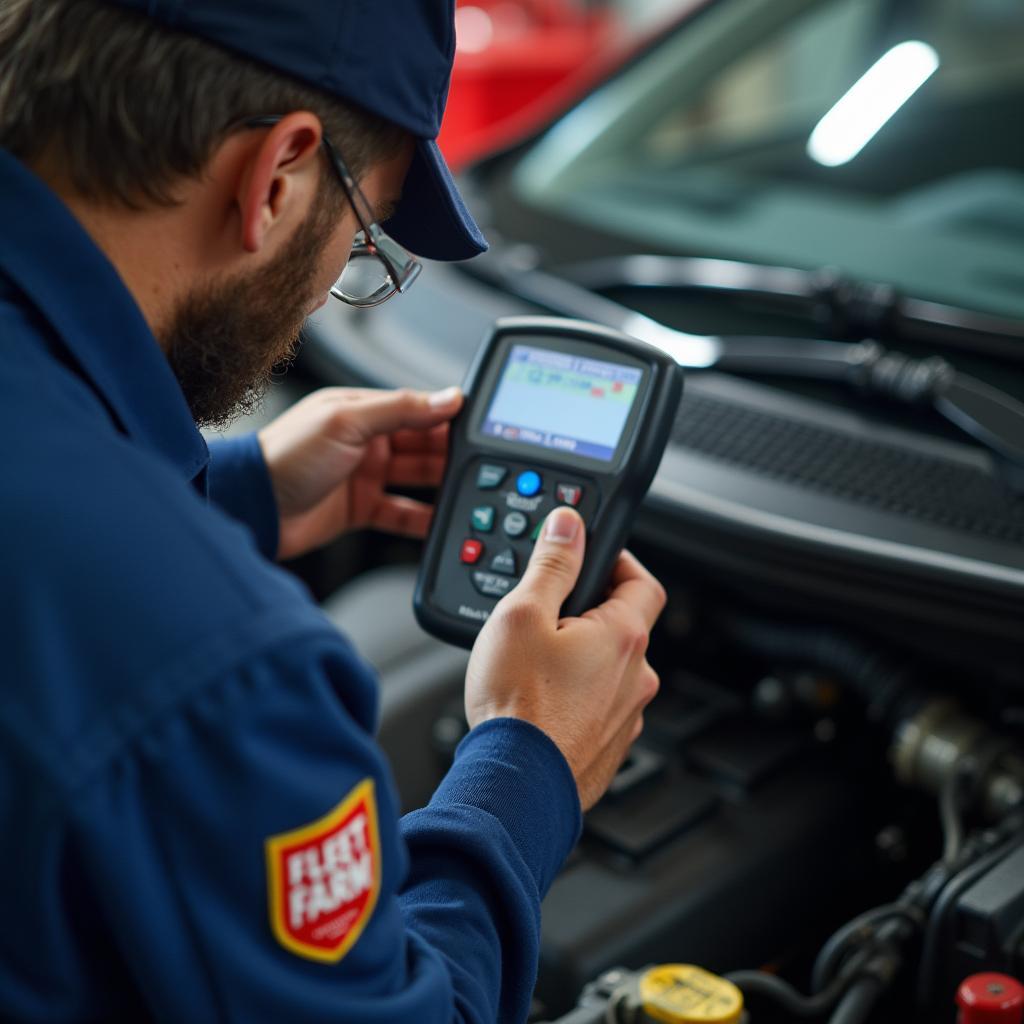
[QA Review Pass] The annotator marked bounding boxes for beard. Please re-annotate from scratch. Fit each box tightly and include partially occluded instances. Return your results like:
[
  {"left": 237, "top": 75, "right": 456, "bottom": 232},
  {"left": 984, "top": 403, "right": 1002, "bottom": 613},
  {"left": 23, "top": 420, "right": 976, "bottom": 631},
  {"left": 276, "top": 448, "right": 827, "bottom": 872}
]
[{"left": 163, "top": 192, "right": 339, "bottom": 429}]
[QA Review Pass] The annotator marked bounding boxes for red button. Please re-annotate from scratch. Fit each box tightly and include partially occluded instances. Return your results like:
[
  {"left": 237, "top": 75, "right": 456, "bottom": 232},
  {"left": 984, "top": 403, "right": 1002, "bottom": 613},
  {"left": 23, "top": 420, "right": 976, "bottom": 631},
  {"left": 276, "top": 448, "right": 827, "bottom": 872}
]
[
  {"left": 958, "top": 974, "right": 1024, "bottom": 1024},
  {"left": 556, "top": 483, "right": 583, "bottom": 507},
  {"left": 460, "top": 539, "right": 483, "bottom": 565}
]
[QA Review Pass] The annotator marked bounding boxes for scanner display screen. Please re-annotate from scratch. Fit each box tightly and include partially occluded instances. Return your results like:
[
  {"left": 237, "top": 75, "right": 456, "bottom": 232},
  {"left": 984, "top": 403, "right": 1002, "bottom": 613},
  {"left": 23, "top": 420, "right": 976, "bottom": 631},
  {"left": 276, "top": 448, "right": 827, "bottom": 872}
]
[{"left": 481, "top": 344, "right": 642, "bottom": 462}]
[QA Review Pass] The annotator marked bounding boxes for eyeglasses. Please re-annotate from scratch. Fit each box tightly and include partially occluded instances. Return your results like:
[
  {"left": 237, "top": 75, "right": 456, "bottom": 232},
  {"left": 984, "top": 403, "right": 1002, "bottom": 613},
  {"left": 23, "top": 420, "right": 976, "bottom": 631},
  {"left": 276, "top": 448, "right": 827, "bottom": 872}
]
[{"left": 245, "top": 116, "right": 421, "bottom": 308}]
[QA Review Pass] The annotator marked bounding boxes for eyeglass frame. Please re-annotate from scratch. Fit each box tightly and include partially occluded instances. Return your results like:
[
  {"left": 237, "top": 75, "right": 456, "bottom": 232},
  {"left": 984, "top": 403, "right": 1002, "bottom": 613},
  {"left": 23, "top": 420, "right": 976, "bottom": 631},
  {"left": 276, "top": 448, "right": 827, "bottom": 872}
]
[{"left": 244, "top": 115, "right": 422, "bottom": 308}]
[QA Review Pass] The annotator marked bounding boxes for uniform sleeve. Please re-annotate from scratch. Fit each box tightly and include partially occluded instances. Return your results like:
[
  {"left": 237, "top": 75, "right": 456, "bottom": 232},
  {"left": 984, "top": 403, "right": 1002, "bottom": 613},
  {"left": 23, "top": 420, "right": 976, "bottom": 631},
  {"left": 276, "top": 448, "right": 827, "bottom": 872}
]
[
  {"left": 206, "top": 434, "right": 279, "bottom": 559},
  {"left": 66, "top": 631, "right": 580, "bottom": 1024},
  {"left": 400, "top": 720, "right": 581, "bottom": 1023}
]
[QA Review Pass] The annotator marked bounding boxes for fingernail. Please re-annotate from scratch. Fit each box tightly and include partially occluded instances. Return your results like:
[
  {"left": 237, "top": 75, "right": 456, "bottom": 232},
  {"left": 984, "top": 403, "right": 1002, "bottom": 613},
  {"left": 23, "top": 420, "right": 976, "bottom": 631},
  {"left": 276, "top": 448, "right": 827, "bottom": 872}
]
[
  {"left": 544, "top": 507, "right": 579, "bottom": 543},
  {"left": 428, "top": 386, "right": 460, "bottom": 408}
]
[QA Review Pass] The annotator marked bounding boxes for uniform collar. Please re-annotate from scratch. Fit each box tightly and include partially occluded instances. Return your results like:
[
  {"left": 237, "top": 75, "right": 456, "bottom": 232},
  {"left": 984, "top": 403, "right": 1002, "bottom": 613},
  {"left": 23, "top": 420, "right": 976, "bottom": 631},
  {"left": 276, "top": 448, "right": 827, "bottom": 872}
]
[{"left": 0, "top": 150, "right": 209, "bottom": 483}]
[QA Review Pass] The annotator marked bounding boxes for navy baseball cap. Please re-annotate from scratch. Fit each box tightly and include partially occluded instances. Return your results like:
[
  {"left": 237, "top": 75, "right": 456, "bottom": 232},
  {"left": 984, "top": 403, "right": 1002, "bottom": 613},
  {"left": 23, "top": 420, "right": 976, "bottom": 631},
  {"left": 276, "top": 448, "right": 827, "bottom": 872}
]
[{"left": 108, "top": 0, "right": 487, "bottom": 261}]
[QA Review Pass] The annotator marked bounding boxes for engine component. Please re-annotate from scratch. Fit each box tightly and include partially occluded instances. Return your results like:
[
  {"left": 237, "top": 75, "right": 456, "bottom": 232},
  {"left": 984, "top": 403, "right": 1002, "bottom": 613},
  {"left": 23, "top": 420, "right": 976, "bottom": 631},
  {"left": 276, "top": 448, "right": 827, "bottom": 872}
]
[
  {"left": 544, "top": 964, "right": 746, "bottom": 1024},
  {"left": 711, "top": 613, "right": 1024, "bottom": 1021},
  {"left": 956, "top": 974, "right": 1024, "bottom": 1024},
  {"left": 923, "top": 843, "right": 1024, "bottom": 1015},
  {"left": 892, "top": 698, "right": 988, "bottom": 796},
  {"left": 891, "top": 699, "right": 1024, "bottom": 821},
  {"left": 531, "top": 672, "right": 873, "bottom": 1016},
  {"left": 719, "top": 615, "right": 1024, "bottom": 828}
]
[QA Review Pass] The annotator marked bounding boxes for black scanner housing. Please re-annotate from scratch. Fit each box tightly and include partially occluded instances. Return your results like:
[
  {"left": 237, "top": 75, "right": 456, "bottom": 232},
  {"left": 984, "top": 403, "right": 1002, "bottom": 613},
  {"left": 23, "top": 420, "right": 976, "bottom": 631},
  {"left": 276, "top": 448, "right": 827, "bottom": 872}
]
[{"left": 414, "top": 316, "right": 683, "bottom": 648}]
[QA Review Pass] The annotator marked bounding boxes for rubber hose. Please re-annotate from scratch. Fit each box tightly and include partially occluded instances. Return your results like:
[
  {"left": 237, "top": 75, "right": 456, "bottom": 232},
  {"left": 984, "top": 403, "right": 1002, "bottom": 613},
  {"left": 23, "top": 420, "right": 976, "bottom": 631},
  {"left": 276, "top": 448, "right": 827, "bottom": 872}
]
[
  {"left": 811, "top": 903, "right": 920, "bottom": 993},
  {"left": 719, "top": 615, "right": 912, "bottom": 723},
  {"left": 726, "top": 961, "right": 864, "bottom": 1019},
  {"left": 828, "top": 977, "right": 885, "bottom": 1024}
]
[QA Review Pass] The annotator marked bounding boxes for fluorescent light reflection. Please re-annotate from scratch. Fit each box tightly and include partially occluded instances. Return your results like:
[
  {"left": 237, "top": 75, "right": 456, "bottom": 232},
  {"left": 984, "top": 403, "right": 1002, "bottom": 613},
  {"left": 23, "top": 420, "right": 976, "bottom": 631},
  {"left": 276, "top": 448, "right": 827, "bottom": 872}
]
[
  {"left": 622, "top": 313, "right": 720, "bottom": 369},
  {"left": 808, "top": 41, "right": 939, "bottom": 167}
]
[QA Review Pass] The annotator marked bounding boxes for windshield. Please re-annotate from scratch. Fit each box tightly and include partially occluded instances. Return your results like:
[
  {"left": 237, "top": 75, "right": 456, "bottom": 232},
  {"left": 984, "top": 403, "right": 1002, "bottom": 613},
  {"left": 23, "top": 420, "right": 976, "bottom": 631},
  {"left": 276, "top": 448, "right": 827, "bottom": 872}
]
[{"left": 513, "top": 0, "right": 1024, "bottom": 320}]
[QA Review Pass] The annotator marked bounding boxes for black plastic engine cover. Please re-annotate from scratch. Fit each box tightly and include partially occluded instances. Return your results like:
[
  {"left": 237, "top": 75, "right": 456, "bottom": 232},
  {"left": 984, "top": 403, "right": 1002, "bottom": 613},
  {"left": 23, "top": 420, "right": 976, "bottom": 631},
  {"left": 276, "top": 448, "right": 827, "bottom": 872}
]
[{"left": 535, "top": 682, "right": 877, "bottom": 1017}]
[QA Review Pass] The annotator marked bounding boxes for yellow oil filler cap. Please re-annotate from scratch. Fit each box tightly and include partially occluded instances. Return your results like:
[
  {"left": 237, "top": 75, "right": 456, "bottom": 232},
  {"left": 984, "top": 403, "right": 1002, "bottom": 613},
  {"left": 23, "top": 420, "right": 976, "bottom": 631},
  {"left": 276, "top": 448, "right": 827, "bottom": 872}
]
[{"left": 637, "top": 964, "right": 744, "bottom": 1024}]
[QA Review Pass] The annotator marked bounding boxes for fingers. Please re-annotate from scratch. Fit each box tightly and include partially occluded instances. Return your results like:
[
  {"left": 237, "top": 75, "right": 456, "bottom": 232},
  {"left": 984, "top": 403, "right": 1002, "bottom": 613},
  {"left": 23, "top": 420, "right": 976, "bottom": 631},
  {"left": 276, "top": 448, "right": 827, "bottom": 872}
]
[
  {"left": 576, "top": 707, "right": 647, "bottom": 812},
  {"left": 512, "top": 507, "right": 586, "bottom": 618},
  {"left": 387, "top": 425, "right": 449, "bottom": 486},
  {"left": 578, "top": 660, "right": 659, "bottom": 810},
  {"left": 630, "top": 714, "right": 645, "bottom": 744},
  {"left": 391, "top": 423, "right": 449, "bottom": 454},
  {"left": 333, "top": 387, "right": 463, "bottom": 443},
  {"left": 367, "top": 495, "right": 434, "bottom": 538},
  {"left": 596, "top": 550, "right": 668, "bottom": 633},
  {"left": 385, "top": 453, "right": 446, "bottom": 488}
]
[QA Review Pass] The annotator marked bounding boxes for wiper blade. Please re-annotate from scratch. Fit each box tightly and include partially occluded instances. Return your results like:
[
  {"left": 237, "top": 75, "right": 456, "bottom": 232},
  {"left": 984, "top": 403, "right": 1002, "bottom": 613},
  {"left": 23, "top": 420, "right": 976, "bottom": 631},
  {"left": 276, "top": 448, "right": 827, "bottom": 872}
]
[
  {"left": 561, "top": 254, "right": 1024, "bottom": 360},
  {"left": 465, "top": 247, "right": 722, "bottom": 368},
  {"left": 464, "top": 250, "right": 1024, "bottom": 491}
]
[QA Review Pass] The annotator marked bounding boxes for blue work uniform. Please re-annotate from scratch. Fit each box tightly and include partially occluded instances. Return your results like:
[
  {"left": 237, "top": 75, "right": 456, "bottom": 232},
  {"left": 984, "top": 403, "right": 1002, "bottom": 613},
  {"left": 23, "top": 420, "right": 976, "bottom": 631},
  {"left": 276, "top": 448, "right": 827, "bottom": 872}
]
[{"left": 0, "top": 150, "right": 581, "bottom": 1023}]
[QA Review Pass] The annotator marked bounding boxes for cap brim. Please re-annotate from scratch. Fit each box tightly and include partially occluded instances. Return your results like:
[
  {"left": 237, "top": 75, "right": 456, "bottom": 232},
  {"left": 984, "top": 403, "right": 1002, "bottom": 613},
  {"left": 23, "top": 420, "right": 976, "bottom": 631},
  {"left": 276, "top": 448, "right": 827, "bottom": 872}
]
[{"left": 384, "top": 140, "right": 488, "bottom": 262}]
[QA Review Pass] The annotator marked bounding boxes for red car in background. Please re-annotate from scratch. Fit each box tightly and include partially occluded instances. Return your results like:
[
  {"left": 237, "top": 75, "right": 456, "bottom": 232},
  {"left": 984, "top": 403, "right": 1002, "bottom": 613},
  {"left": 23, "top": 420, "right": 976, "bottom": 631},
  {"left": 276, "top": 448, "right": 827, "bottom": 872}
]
[{"left": 439, "top": 0, "right": 622, "bottom": 170}]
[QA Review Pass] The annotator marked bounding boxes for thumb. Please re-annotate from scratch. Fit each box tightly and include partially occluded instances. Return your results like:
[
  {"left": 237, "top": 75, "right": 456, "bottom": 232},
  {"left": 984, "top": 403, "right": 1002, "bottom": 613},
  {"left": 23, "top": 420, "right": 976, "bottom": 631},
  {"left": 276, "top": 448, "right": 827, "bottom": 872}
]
[{"left": 516, "top": 506, "right": 585, "bottom": 615}]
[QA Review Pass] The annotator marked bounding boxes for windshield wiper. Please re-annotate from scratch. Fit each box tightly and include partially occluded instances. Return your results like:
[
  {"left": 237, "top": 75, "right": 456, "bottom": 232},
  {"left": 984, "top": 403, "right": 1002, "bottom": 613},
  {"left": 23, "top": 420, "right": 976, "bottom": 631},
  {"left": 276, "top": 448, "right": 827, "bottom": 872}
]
[
  {"left": 562, "top": 254, "right": 1024, "bottom": 361},
  {"left": 464, "top": 249, "right": 1024, "bottom": 491}
]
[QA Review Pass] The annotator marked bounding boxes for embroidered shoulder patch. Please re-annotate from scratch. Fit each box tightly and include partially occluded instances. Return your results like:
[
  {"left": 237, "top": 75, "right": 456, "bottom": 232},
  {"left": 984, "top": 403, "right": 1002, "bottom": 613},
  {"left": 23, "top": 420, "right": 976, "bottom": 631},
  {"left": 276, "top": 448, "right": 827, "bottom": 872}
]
[{"left": 265, "top": 779, "right": 381, "bottom": 963}]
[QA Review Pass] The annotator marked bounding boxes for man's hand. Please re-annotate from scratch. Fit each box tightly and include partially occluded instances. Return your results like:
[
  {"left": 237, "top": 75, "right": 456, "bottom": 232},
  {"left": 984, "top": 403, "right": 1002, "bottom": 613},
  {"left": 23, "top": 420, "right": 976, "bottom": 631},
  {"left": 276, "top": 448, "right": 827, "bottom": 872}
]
[
  {"left": 257, "top": 386, "right": 463, "bottom": 561},
  {"left": 465, "top": 506, "right": 666, "bottom": 811}
]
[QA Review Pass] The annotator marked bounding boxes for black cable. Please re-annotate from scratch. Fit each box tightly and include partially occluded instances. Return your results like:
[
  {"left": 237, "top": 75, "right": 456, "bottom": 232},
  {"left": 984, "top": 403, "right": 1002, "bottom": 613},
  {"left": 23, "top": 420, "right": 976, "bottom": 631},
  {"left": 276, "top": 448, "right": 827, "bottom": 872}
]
[
  {"left": 812, "top": 827, "right": 1020, "bottom": 1011},
  {"left": 724, "top": 971, "right": 833, "bottom": 1018},
  {"left": 726, "top": 949, "right": 870, "bottom": 1018},
  {"left": 938, "top": 741, "right": 1019, "bottom": 869},
  {"left": 811, "top": 902, "right": 923, "bottom": 993},
  {"left": 940, "top": 769, "right": 965, "bottom": 868},
  {"left": 828, "top": 977, "right": 886, "bottom": 1024},
  {"left": 915, "top": 832, "right": 1024, "bottom": 1007}
]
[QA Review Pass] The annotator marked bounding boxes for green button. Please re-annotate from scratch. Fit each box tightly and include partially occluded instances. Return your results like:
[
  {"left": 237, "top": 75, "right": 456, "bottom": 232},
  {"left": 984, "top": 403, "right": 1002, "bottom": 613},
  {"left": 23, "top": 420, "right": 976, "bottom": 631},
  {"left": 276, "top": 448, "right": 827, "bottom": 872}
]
[
  {"left": 471, "top": 506, "right": 495, "bottom": 532},
  {"left": 531, "top": 520, "right": 544, "bottom": 542}
]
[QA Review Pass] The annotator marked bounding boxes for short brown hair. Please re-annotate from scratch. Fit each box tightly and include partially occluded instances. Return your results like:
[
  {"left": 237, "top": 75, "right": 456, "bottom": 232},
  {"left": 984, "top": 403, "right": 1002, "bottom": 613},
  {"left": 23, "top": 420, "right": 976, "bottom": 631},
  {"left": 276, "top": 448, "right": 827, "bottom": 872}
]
[{"left": 0, "top": 0, "right": 408, "bottom": 207}]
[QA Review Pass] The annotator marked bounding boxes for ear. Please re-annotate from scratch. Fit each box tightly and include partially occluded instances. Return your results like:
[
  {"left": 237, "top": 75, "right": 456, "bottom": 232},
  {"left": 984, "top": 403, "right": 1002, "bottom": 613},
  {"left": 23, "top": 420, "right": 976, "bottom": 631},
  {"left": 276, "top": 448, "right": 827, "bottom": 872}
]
[{"left": 237, "top": 112, "right": 324, "bottom": 254}]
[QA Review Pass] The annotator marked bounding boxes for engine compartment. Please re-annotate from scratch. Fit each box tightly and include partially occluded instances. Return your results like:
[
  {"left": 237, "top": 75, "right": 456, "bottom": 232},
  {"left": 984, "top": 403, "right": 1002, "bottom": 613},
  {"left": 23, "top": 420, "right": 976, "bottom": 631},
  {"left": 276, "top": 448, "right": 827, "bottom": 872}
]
[
  {"left": 295, "top": 257, "right": 1024, "bottom": 1022},
  {"left": 318, "top": 533, "right": 1023, "bottom": 1023},
  {"left": 532, "top": 561, "right": 1024, "bottom": 1021}
]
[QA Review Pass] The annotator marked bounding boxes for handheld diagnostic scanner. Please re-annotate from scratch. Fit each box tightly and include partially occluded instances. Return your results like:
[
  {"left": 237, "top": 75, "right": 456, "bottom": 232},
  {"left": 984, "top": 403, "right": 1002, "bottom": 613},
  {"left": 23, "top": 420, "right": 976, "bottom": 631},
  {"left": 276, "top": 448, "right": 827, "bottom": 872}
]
[{"left": 413, "top": 316, "right": 683, "bottom": 649}]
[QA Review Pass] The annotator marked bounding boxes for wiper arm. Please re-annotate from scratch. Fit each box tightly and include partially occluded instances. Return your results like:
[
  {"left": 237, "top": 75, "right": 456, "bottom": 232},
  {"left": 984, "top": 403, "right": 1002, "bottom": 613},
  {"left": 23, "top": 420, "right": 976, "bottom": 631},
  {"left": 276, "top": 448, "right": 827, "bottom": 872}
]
[
  {"left": 719, "top": 338, "right": 1024, "bottom": 488},
  {"left": 464, "top": 247, "right": 723, "bottom": 367},
  {"left": 561, "top": 254, "right": 1024, "bottom": 360},
  {"left": 464, "top": 250, "right": 1024, "bottom": 491}
]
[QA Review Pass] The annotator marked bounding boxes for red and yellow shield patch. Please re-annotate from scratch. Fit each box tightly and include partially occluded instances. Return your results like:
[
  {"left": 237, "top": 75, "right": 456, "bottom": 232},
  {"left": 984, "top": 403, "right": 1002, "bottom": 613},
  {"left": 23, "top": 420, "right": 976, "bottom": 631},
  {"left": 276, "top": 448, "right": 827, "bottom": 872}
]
[{"left": 265, "top": 779, "right": 381, "bottom": 963}]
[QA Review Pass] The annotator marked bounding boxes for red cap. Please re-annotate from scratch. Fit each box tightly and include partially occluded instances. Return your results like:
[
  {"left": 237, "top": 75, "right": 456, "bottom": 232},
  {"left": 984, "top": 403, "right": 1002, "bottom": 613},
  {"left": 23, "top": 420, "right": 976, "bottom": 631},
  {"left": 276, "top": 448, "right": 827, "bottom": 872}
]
[{"left": 957, "top": 974, "right": 1024, "bottom": 1024}]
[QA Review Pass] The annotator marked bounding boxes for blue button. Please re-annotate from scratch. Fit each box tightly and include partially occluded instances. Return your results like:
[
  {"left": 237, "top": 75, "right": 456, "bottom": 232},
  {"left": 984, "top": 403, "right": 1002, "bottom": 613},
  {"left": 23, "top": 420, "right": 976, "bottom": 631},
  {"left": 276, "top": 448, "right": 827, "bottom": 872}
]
[{"left": 516, "top": 471, "right": 542, "bottom": 497}]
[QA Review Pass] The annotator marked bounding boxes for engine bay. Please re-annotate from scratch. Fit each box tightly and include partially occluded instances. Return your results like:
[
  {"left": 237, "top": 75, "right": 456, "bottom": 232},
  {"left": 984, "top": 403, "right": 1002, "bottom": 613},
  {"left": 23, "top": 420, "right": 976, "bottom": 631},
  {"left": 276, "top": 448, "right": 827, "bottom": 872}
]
[
  {"left": 327, "top": 539, "right": 1024, "bottom": 1023},
  {"left": 297, "top": 252, "right": 1024, "bottom": 1022}
]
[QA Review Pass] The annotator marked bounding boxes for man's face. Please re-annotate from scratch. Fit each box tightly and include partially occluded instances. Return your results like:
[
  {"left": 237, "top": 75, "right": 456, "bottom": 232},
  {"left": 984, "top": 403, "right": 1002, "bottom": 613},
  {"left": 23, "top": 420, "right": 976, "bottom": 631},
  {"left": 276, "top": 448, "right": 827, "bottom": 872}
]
[{"left": 163, "top": 142, "right": 413, "bottom": 429}]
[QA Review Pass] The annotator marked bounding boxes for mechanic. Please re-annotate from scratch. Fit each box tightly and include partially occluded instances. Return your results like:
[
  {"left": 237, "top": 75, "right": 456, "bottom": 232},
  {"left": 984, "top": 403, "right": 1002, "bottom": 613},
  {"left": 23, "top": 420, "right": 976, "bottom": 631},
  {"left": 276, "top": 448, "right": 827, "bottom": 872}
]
[{"left": 0, "top": 1, "right": 665, "bottom": 1022}]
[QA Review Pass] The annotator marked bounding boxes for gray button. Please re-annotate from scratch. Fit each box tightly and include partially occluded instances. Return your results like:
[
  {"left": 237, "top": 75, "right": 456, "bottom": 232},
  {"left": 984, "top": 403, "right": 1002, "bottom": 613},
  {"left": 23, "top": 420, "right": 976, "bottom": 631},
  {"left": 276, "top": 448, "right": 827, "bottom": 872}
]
[
  {"left": 490, "top": 548, "right": 517, "bottom": 576},
  {"left": 477, "top": 464, "right": 508, "bottom": 490},
  {"left": 503, "top": 511, "right": 528, "bottom": 538},
  {"left": 472, "top": 571, "right": 515, "bottom": 598}
]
